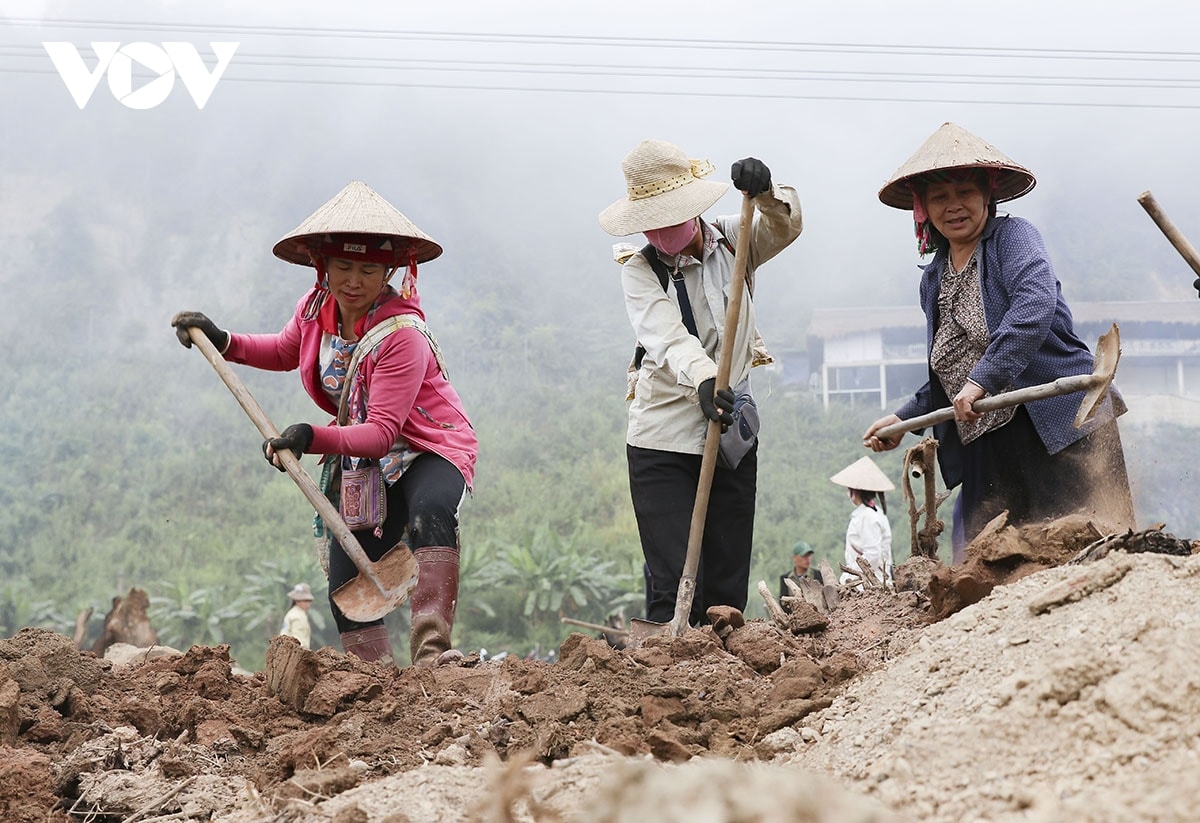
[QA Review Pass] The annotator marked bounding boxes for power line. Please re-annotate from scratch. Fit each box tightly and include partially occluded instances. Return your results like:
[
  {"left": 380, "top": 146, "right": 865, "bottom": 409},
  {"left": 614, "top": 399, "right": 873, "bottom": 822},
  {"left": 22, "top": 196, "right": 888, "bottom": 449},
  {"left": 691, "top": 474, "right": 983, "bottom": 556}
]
[
  {"left": 7, "top": 45, "right": 1200, "bottom": 95},
  {"left": 8, "top": 16, "right": 1200, "bottom": 64},
  {"left": 5, "top": 44, "right": 1200, "bottom": 90},
  {"left": 12, "top": 65, "right": 1200, "bottom": 111},
  {"left": 8, "top": 22, "right": 1200, "bottom": 110}
]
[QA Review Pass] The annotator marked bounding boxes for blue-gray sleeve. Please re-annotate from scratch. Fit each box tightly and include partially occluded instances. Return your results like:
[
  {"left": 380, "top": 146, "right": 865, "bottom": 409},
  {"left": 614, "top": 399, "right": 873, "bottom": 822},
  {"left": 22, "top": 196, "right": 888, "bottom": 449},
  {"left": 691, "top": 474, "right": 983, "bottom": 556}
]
[{"left": 969, "top": 219, "right": 1057, "bottom": 394}]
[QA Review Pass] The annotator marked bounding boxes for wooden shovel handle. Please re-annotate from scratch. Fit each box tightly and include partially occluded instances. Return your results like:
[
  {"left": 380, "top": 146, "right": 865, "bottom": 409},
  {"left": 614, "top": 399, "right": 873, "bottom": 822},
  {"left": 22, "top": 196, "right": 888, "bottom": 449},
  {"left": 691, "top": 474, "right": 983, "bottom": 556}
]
[
  {"left": 185, "top": 328, "right": 383, "bottom": 586},
  {"left": 670, "top": 194, "right": 756, "bottom": 636},
  {"left": 560, "top": 617, "right": 630, "bottom": 637},
  {"left": 874, "top": 372, "right": 1100, "bottom": 441},
  {"left": 1137, "top": 190, "right": 1200, "bottom": 277}
]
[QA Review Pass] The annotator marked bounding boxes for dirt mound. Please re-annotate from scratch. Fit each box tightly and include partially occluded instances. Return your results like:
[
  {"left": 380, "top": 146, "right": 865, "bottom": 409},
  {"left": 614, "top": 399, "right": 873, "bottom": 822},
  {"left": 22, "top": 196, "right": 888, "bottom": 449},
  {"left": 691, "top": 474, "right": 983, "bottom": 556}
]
[
  {"left": 787, "top": 550, "right": 1200, "bottom": 823},
  {"left": 5, "top": 521, "right": 1195, "bottom": 821},
  {"left": 0, "top": 601, "right": 904, "bottom": 821}
]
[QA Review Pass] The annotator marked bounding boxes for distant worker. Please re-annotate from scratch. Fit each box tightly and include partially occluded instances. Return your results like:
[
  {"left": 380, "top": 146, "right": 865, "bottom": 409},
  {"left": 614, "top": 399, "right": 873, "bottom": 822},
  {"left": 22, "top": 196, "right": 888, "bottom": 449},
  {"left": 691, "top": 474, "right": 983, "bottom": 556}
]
[
  {"left": 280, "top": 583, "right": 315, "bottom": 649},
  {"left": 831, "top": 457, "right": 895, "bottom": 586},
  {"left": 779, "top": 541, "right": 822, "bottom": 600}
]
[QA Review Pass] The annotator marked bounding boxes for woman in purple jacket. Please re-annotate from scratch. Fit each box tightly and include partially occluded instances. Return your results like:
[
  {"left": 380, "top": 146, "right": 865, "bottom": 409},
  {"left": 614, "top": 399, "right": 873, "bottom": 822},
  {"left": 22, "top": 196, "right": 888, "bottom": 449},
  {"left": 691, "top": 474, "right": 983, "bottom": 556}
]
[
  {"left": 863, "top": 123, "right": 1135, "bottom": 554},
  {"left": 173, "top": 181, "right": 477, "bottom": 666}
]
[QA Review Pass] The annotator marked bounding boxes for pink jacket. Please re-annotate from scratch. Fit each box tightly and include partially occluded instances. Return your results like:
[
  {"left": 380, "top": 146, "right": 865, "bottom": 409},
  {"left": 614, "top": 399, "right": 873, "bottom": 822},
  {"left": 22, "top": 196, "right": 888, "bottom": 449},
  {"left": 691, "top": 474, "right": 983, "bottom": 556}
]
[{"left": 224, "top": 288, "right": 478, "bottom": 488}]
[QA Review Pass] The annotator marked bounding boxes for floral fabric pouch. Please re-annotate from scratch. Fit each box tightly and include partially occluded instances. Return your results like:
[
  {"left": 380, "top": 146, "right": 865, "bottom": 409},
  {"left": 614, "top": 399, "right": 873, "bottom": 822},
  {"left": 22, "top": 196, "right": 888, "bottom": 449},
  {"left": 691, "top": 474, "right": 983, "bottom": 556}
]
[{"left": 340, "top": 462, "right": 386, "bottom": 537}]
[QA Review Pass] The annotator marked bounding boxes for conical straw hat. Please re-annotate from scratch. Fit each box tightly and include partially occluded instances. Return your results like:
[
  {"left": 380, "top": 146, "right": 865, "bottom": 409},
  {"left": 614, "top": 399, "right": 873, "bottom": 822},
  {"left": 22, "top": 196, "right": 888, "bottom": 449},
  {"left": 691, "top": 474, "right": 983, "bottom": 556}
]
[
  {"left": 273, "top": 180, "right": 443, "bottom": 266},
  {"left": 878, "top": 122, "right": 1036, "bottom": 210},
  {"left": 830, "top": 456, "right": 895, "bottom": 492},
  {"left": 599, "top": 139, "right": 730, "bottom": 236}
]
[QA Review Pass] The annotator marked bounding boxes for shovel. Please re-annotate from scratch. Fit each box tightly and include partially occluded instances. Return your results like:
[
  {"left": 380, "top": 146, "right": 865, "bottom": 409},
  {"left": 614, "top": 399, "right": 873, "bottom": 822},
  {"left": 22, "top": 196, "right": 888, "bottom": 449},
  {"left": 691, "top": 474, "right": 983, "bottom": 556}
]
[
  {"left": 1136, "top": 190, "right": 1200, "bottom": 282},
  {"left": 629, "top": 193, "right": 757, "bottom": 644},
  {"left": 185, "top": 328, "right": 417, "bottom": 623},
  {"left": 872, "top": 323, "right": 1121, "bottom": 443},
  {"left": 560, "top": 617, "right": 630, "bottom": 638}
]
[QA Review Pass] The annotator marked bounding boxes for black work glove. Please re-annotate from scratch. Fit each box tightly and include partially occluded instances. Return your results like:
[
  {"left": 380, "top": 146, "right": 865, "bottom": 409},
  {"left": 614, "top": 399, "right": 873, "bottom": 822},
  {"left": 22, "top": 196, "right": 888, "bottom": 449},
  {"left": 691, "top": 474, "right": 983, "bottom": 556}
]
[
  {"left": 698, "top": 378, "right": 735, "bottom": 431},
  {"left": 171, "top": 311, "right": 229, "bottom": 351},
  {"left": 262, "top": 423, "right": 314, "bottom": 471},
  {"left": 731, "top": 157, "right": 771, "bottom": 197}
]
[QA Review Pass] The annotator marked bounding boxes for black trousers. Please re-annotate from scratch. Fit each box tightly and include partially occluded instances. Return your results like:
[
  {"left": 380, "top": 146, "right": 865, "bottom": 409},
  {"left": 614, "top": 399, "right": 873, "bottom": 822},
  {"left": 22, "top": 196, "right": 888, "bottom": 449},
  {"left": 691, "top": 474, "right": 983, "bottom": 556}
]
[
  {"left": 958, "top": 406, "right": 1135, "bottom": 546},
  {"left": 627, "top": 443, "right": 757, "bottom": 625},
  {"left": 328, "top": 452, "right": 465, "bottom": 633}
]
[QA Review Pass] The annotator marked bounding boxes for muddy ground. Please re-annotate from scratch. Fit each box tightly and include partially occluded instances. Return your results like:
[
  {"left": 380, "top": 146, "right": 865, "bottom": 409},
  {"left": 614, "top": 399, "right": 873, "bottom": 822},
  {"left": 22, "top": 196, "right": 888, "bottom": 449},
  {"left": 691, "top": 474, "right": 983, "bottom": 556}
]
[{"left": 1, "top": 516, "right": 1195, "bottom": 822}]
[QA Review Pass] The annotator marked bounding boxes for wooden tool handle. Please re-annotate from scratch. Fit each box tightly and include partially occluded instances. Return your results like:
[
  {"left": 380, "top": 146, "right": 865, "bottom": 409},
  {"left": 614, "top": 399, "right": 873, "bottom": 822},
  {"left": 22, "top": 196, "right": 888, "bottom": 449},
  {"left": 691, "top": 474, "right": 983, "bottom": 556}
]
[
  {"left": 670, "top": 194, "right": 757, "bottom": 636},
  {"left": 873, "top": 373, "right": 1100, "bottom": 441},
  {"left": 560, "top": 617, "right": 630, "bottom": 636},
  {"left": 1137, "top": 190, "right": 1200, "bottom": 277},
  {"left": 186, "top": 328, "right": 382, "bottom": 584}
]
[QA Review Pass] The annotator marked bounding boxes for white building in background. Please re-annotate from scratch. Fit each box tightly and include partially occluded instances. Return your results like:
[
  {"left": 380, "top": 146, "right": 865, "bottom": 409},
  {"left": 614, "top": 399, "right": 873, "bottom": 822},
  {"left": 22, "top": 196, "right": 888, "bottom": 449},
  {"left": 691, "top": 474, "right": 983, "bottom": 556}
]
[{"left": 804, "top": 301, "right": 1200, "bottom": 426}]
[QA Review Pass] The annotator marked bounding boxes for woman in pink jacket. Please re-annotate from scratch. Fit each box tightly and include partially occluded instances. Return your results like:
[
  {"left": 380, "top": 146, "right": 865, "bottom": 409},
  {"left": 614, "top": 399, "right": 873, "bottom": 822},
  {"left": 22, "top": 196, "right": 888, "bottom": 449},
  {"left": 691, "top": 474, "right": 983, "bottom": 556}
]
[{"left": 173, "top": 181, "right": 477, "bottom": 667}]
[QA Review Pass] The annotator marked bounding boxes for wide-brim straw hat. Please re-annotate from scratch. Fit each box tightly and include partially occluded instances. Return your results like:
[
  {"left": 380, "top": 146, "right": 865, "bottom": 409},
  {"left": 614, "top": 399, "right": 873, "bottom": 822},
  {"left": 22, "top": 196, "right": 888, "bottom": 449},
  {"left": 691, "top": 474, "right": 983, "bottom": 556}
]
[
  {"left": 288, "top": 583, "right": 314, "bottom": 602},
  {"left": 830, "top": 456, "right": 896, "bottom": 492},
  {"left": 878, "top": 122, "right": 1037, "bottom": 210},
  {"left": 599, "top": 139, "right": 730, "bottom": 236},
  {"left": 273, "top": 180, "right": 443, "bottom": 266}
]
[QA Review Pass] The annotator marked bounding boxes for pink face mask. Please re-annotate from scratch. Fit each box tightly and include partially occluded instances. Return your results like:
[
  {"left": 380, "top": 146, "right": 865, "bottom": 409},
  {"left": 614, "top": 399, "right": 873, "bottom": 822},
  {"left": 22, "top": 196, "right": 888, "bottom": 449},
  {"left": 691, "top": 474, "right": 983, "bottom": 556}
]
[{"left": 644, "top": 218, "right": 698, "bottom": 255}]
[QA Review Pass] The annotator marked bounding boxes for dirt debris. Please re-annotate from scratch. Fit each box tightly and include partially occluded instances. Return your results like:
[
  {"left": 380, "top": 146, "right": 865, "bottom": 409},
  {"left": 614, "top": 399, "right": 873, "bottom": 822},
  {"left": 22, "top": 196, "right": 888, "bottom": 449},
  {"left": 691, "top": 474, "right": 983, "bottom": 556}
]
[
  {"left": 927, "top": 512, "right": 1116, "bottom": 620},
  {"left": 4, "top": 517, "right": 1198, "bottom": 821},
  {"left": 0, "top": 606, "right": 873, "bottom": 821},
  {"left": 88, "top": 587, "right": 159, "bottom": 657}
]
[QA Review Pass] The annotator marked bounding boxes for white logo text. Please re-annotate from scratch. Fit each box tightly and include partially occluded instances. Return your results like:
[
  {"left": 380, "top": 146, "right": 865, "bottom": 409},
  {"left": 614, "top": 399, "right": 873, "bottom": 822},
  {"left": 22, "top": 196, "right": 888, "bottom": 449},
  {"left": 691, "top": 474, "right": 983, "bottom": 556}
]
[{"left": 43, "top": 42, "right": 239, "bottom": 109}]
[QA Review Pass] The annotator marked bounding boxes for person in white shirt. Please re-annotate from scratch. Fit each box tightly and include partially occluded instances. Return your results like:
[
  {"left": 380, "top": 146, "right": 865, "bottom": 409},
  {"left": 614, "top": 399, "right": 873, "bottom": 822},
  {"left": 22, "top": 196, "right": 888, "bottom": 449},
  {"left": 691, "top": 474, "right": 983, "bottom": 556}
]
[
  {"left": 279, "top": 582, "right": 315, "bottom": 649},
  {"left": 599, "top": 139, "right": 803, "bottom": 626},
  {"left": 831, "top": 457, "right": 895, "bottom": 586}
]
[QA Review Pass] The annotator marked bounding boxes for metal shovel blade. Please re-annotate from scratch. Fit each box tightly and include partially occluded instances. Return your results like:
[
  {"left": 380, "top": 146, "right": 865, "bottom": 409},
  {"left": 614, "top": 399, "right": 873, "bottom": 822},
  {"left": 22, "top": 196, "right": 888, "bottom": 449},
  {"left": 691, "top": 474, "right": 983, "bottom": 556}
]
[
  {"left": 1073, "top": 323, "right": 1120, "bottom": 428},
  {"left": 628, "top": 574, "right": 698, "bottom": 642},
  {"left": 330, "top": 543, "right": 419, "bottom": 623},
  {"left": 628, "top": 616, "right": 671, "bottom": 644}
]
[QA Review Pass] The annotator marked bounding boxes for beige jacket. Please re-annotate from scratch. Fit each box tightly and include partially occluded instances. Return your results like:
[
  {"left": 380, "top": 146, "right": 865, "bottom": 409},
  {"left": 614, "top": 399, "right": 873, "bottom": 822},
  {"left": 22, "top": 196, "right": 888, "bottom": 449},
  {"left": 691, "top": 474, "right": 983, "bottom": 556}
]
[
  {"left": 622, "top": 184, "right": 803, "bottom": 454},
  {"left": 280, "top": 604, "right": 311, "bottom": 649}
]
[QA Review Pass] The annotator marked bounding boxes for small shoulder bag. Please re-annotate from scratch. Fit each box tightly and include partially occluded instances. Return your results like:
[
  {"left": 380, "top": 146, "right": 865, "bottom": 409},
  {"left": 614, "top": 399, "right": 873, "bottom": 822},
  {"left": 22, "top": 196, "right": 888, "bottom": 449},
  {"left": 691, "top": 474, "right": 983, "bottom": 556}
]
[{"left": 334, "top": 314, "right": 448, "bottom": 535}]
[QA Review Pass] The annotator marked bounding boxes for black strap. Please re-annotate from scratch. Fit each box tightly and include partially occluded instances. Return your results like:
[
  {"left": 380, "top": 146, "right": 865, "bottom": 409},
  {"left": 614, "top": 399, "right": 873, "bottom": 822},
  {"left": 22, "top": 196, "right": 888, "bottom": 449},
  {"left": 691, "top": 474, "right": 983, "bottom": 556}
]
[
  {"left": 641, "top": 242, "right": 670, "bottom": 291},
  {"left": 673, "top": 276, "right": 699, "bottom": 337},
  {"left": 631, "top": 230, "right": 740, "bottom": 370},
  {"left": 642, "top": 244, "right": 701, "bottom": 339}
]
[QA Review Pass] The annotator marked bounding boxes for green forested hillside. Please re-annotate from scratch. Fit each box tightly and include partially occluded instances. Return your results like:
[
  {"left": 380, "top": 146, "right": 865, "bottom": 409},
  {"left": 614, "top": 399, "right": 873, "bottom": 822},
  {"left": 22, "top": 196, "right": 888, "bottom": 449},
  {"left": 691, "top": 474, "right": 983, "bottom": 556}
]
[{"left": 1, "top": 325, "right": 1192, "bottom": 671}]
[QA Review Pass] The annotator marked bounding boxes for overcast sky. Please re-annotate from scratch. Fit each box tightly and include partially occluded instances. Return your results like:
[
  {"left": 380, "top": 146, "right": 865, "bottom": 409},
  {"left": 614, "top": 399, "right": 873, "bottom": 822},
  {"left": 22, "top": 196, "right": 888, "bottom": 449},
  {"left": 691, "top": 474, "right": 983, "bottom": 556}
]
[{"left": 5, "top": 0, "right": 1200, "bottom": 347}]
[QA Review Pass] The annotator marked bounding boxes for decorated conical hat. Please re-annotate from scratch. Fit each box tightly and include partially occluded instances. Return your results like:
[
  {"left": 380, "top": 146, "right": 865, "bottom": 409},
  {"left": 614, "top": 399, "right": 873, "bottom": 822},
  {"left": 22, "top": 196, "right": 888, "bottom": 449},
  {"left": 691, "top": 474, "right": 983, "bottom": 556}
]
[
  {"left": 878, "top": 122, "right": 1036, "bottom": 210},
  {"left": 830, "top": 456, "right": 895, "bottom": 492},
  {"left": 599, "top": 139, "right": 730, "bottom": 236},
  {"left": 273, "top": 181, "right": 443, "bottom": 266}
]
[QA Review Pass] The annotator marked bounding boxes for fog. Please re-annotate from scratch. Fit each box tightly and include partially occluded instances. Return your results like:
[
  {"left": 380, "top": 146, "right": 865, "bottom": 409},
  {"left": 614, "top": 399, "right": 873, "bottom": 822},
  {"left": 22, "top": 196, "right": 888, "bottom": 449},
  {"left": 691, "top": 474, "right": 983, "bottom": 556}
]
[
  {"left": 6, "top": 1, "right": 1200, "bottom": 336},
  {"left": 3, "top": 1, "right": 1200, "bottom": 521}
]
